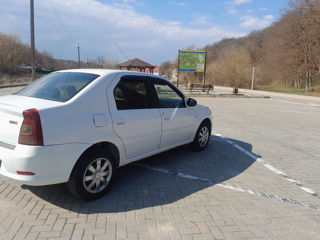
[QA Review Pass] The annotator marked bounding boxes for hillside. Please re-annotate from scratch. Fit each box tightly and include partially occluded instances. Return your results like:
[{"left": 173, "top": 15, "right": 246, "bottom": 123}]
[
  {"left": 160, "top": 0, "right": 320, "bottom": 95},
  {"left": 0, "top": 33, "right": 117, "bottom": 85}
]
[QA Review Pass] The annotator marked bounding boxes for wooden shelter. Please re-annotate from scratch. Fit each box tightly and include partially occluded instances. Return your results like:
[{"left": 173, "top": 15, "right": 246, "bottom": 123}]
[{"left": 117, "top": 58, "right": 155, "bottom": 74}]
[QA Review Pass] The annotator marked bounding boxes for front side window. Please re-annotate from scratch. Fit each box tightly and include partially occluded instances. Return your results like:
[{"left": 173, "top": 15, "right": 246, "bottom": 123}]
[
  {"left": 16, "top": 72, "right": 99, "bottom": 102},
  {"left": 114, "top": 77, "right": 152, "bottom": 110},
  {"left": 154, "top": 82, "right": 185, "bottom": 108}
]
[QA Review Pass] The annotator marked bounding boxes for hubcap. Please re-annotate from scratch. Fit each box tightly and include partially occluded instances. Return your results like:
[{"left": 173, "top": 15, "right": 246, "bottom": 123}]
[
  {"left": 83, "top": 158, "right": 112, "bottom": 193},
  {"left": 198, "top": 126, "right": 209, "bottom": 148}
]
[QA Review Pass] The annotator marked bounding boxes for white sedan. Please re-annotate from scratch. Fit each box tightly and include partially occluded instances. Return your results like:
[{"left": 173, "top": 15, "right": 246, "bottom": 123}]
[{"left": 0, "top": 69, "right": 213, "bottom": 200}]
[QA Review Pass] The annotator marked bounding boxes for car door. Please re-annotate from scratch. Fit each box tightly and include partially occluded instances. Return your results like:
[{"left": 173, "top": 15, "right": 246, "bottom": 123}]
[
  {"left": 151, "top": 79, "right": 195, "bottom": 149},
  {"left": 109, "top": 75, "right": 161, "bottom": 159}
]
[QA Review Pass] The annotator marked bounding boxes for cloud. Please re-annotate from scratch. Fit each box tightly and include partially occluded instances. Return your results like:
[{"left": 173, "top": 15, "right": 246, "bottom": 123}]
[
  {"left": 227, "top": 6, "right": 238, "bottom": 15},
  {"left": 240, "top": 15, "right": 275, "bottom": 28},
  {"left": 233, "top": 0, "right": 252, "bottom": 5},
  {"left": 168, "top": 1, "right": 186, "bottom": 7},
  {"left": 264, "top": 15, "right": 274, "bottom": 21},
  {"left": 0, "top": 0, "right": 244, "bottom": 64},
  {"left": 259, "top": 7, "right": 268, "bottom": 11},
  {"left": 224, "top": 0, "right": 250, "bottom": 15},
  {"left": 190, "top": 15, "right": 212, "bottom": 25},
  {"left": 168, "top": 21, "right": 181, "bottom": 26}
]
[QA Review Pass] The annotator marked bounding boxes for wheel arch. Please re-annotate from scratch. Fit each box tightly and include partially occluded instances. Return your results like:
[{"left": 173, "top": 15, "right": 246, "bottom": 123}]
[
  {"left": 197, "top": 117, "right": 212, "bottom": 132},
  {"left": 69, "top": 141, "right": 121, "bottom": 181},
  {"left": 201, "top": 118, "right": 212, "bottom": 129},
  {"left": 192, "top": 117, "right": 212, "bottom": 140},
  {"left": 80, "top": 141, "right": 120, "bottom": 167}
]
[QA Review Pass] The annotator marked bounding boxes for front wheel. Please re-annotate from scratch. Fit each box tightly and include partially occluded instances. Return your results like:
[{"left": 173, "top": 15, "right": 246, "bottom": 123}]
[
  {"left": 67, "top": 149, "right": 116, "bottom": 201},
  {"left": 191, "top": 122, "right": 211, "bottom": 151}
]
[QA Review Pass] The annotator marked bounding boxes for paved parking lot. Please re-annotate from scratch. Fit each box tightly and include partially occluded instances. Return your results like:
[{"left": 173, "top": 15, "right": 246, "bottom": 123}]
[{"left": 0, "top": 87, "right": 319, "bottom": 240}]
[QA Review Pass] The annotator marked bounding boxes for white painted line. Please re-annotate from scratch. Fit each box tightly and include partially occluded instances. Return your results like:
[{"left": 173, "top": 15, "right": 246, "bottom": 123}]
[
  {"left": 136, "top": 163, "right": 320, "bottom": 211},
  {"left": 309, "top": 103, "right": 320, "bottom": 107},
  {"left": 300, "top": 187, "right": 315, "bottom": 194},
  {"left": 270, "top": 110, "right": 316, "bottom": 114},
  {"left": 212, "top": 134, "right": 319, "bottom": 199},
  {"left": 263, "top": 162, "right": 285, "bottom": 175},
  {"left": 270, "top": 99, "right": 320, "bottom": 108},
  {"left": 269, "top": 99, "right": 307, "bottom": 106}
]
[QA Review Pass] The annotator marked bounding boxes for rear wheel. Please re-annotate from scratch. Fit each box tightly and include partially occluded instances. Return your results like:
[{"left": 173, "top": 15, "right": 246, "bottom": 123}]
[
  {"left": 67, "top": 149, "right": 116, "bottom": 200},
  {"left": 191, "top": 121, "right": 211, "bottom": 151}
]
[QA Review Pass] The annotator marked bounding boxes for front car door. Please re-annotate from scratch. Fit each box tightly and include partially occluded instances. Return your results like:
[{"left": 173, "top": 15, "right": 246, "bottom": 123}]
[
  {"left": 108, "top": 75, "right": 161, "bottom": 160},
  {"left": 151, "top": 79, "right": 195, "bottom": 149}
]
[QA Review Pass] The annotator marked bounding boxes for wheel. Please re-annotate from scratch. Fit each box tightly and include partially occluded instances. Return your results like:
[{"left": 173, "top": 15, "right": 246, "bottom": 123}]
[
  {"left": 191, "top": 122, "right": 211, "bottom": 151},
  {"left": 67, "top": 149, "right": 116, "bottom": 201}
]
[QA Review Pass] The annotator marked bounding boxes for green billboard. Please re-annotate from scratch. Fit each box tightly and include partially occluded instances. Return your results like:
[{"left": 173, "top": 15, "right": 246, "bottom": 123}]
[{"left": 179, "top": 50, "right": 206, "bottom": 72}]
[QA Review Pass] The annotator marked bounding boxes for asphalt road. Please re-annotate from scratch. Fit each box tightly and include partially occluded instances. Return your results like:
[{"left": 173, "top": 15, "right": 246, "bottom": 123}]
[{"left": 0, "top": 87, "right": 319, "bottom": 240}]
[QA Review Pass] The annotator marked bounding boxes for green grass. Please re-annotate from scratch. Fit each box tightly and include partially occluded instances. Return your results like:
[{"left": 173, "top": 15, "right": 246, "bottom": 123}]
[{"left": 257, "top": 85, "right": 320, "bottom": 97}]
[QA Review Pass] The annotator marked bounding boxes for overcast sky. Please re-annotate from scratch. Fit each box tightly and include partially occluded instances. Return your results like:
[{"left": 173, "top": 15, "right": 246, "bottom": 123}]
[{"left": 0, "top": 0, "right": 289, "bottom": 65}]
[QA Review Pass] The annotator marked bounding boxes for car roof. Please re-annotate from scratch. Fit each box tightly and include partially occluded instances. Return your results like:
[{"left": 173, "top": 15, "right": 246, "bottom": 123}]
[
  {"left": 56, "top": 69, "right": 122, "bottom": 76},
  {"left": 56, "top": 69, "right": 166, "bottom": 79}
]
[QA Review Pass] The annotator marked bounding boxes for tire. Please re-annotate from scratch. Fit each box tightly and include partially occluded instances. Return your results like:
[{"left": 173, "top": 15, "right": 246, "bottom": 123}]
[
  {"left": 191, "top": 121, "right": 211, "bottom": 151},
  {"left": 67, "top": 149, "right": 116, "bottom": 201}
]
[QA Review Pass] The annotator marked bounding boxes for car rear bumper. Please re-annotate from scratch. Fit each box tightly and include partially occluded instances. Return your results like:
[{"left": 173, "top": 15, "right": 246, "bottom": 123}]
[{"left": 0, "top": 143, "right": 89, "bottom": 186}]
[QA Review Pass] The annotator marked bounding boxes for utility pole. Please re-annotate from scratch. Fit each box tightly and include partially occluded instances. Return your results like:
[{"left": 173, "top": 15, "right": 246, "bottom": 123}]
[
  {"left": 251, "top": 66, "right": 255, "bottom": 90},
  {"left": 177, "top": 50, "right": 181, "bottom": 88},
  {"left": 30, "top": 0, "right": 36, "bottom": 80},
  {"left": 203, "top": 51, "right": 207, "bottom": 87},
  {"left": 77, "top": 44, "right": 81, "bottom": 68}
]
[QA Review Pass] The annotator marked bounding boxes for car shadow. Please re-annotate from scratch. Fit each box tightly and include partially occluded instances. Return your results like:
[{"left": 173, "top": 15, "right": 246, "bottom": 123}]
[{"left": 23, "top": 136, "right": 261, "bottom": 213}]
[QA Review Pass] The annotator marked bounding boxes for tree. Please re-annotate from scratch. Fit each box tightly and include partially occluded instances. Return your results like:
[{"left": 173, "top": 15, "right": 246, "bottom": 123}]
[
  {"left": 159, "top": 60, "right": 171, "bottom": 77},
  {"left": 208, "top": 45, "right": 252, "bottom": 88},
  {"left": 96, "top": 56, "right": 104, "bottom": 68}
]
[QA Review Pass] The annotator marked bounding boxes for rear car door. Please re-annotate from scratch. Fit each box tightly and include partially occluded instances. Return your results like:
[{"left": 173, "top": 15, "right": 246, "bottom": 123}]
[
  {"left": 108, "top": 75, "right": 161, "bottom": 159},
  {"left": 151, "top": 79, "right": 195, "bottom": 149}
]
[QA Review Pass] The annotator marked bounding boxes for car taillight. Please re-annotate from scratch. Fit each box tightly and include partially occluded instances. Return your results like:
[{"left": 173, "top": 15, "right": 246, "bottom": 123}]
[{"left": 18, "top": 109, "right": 44, "bottom": 146}]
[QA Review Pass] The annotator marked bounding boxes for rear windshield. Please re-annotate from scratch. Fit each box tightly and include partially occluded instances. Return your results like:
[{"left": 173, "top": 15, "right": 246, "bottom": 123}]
[{"left": 15, "top": 72, "right": 99, "bottom": 102}]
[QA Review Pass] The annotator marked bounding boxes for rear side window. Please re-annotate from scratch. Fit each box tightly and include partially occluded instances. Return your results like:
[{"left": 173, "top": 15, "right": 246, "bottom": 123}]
[
  {"left": 114, "top": 77, "right": 152, "bottom": 110},
  {"left": 16, "top": 72, "right": 99, "bottom": 102}
]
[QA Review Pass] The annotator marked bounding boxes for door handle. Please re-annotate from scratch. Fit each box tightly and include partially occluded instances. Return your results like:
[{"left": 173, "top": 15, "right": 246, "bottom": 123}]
[{"left": 115, "top": 119, "right": 126, "bottom": 125}]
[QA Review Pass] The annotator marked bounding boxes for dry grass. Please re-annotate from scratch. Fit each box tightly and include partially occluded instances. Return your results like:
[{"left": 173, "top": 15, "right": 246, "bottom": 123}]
[{"left": 0, "top": 74, "right": 32, "bottom": 86}]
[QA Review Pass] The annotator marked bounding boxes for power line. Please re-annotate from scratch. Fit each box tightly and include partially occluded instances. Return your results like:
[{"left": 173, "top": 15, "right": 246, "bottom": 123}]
[
  {"left": 48, "top": 0, "right": 89, "bottom": 64},
  {"left": 49, "top": 0, "right": 75, "bottom": 43},
  {"left": 113, "top": 41, "right": 130, "bottom": 61},
  {"left": 37, "top": 1, "right": 124, "bottom": 66}
]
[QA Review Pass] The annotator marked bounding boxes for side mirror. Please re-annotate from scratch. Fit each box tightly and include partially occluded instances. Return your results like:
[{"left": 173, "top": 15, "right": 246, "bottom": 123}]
[{"left": 187, "top": 98, "right": 197, "bottom": 107}]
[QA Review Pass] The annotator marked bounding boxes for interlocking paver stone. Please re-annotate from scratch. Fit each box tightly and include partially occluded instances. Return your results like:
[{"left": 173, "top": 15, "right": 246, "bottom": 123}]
[{"left": 0, "top": 87, "right": 320, "bottom": 239}]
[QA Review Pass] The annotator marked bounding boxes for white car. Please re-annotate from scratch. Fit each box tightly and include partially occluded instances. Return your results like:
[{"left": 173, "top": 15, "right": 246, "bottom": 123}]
[{"left": 0, "top": 69, "right": 212, "bottom": 200}]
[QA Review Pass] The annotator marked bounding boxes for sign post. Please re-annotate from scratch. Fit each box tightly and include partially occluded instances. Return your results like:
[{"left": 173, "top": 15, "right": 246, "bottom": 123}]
[
  {"left": 177, "top": 50, "right": 181, "bottom": 88},
  {"left": 177, "top": 50, "right": 207, "bottom": 88}
]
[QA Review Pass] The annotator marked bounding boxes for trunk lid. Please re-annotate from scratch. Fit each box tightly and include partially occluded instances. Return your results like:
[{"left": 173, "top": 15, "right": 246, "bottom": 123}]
[{"left": 0, "top": 95, "right": 62, "bottom": 146}]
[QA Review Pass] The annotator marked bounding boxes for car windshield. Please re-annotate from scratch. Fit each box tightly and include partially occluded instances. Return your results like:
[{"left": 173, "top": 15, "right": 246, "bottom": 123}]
[{"left": 15, "top": 72, "right": 99, "bottom": 102}]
